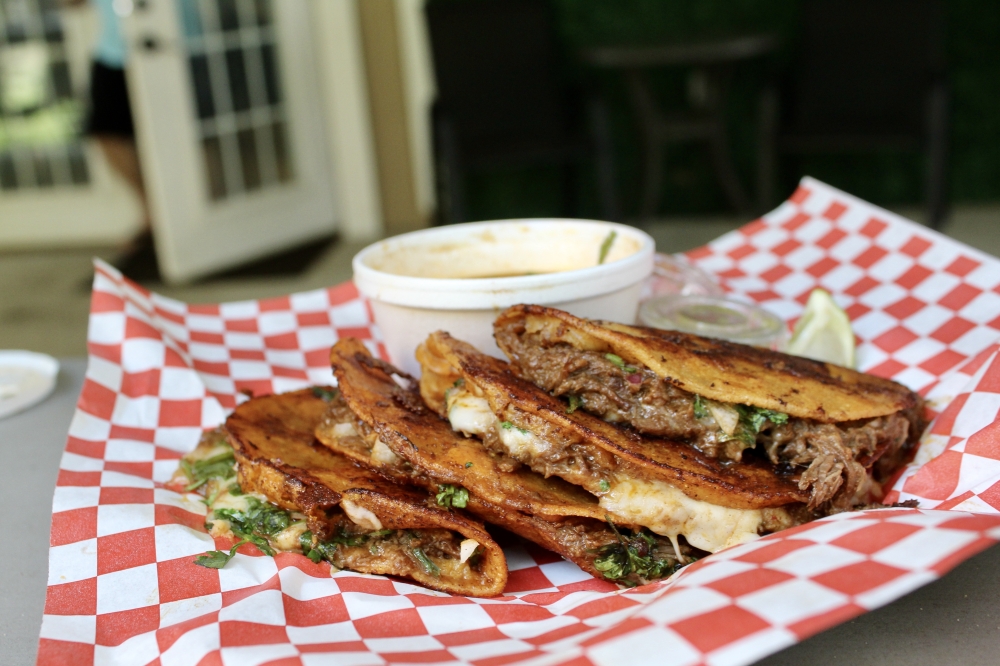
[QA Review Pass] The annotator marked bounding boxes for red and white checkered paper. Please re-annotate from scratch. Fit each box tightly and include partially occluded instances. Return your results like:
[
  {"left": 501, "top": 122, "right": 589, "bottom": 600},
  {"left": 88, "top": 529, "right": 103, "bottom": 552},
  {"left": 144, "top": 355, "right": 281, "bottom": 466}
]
[{"left": 39, "top": 178, "right": 1000, "bottom": 666}]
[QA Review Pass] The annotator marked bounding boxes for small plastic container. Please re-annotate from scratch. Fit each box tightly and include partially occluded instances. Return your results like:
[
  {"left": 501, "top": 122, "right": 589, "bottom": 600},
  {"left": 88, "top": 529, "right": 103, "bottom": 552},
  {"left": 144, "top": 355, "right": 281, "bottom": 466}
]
[
  {"left": 353, "top": 219, "right": 655, "bottom": 376},
  {"left": 642, "top": 253, "right": 724, "bottom": 300},
  {"left": 638, "top": 294, "right": 786, "bottom": 349}
]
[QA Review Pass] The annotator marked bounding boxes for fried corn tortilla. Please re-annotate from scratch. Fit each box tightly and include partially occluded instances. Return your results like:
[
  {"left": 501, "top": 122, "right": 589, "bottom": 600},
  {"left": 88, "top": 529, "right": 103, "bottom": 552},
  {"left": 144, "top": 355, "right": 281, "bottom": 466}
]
[
  {"left": 493, "top": 305, "right": 925, "bottom": 510},
  {"left": 418, "top": 331, "right": 807, "bottom": 554},
  {"left": 318, "top": 338, "right": 694, "bottom": 584},
  {"left": 223, "top": 388, "right": 507, "bottom": 596}
]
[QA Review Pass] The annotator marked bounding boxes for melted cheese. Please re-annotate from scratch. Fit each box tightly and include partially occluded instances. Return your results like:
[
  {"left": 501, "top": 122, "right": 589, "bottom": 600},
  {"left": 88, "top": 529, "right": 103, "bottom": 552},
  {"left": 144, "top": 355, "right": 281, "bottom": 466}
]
[
  {"left": 497, "top": 423, "right": 550, "bottom": 458},
  {"left": 445, "top": 387, "right": 549, "bottom": 459},
  {"left": 208, "top": 519, "right": 233, "bottom": 539},
  {"left": 447, "top": 392, "right": 496, "bottom": 437},
  {"left": 209, "top": 488, "right": 268, "bottom": 512},
  {"left": 272, "top": 522, "right": 309, "bottom": 551},
  {"left": 600, "top": 478, "right": 762, "bottom": 553}
]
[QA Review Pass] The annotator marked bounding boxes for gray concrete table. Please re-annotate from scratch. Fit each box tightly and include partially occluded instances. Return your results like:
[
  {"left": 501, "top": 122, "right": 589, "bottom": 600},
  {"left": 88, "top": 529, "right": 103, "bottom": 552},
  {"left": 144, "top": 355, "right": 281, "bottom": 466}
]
[{"left": 1, "top": 358, "right": 998, "bottom": 665}]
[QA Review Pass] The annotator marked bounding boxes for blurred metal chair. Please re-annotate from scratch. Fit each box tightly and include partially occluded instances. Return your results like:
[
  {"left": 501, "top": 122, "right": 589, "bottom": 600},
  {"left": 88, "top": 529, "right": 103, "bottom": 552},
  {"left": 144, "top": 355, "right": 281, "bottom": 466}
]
[
  {"left": 582, "top": 35, "right": 778, "bottom": 220},
  {"left": 425, "top": 0, "right": 619, "bottom": 224},
  {"left": 759, "top": 0, "right": 949, "bottom": 228}
]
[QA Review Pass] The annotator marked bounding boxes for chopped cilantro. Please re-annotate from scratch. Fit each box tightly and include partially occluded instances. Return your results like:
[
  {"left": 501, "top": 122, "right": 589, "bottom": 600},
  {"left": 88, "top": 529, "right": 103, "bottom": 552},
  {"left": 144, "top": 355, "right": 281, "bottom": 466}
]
[
  {"left": 199, "top": 496, "right": 398, "bottom": 570},
  {"left": 598, "top": 480, "right": 610, "bottom": 493},
  {"left": 453, "top": 378, "right": 465, "bottom": 388},
  {"left": 411, "top": 546, "right": 441, "bottom": 577},
  {"left": 727, "top": 405, "right": 790, "bottom": 448},
  {"left": 299, "top": 530, "right": 323, "bottom": 563},
  {"left": 604, "top": 353, "right": 638, "bottom": 374},
  {"left": 180, "top": 449, "right": 236, "bottom": 491},
  {"left": 195, "top": 538, "right": 249, "bottom": 569},
  {"left": 598, "top": 230, "right": 617, "bottom": 264},
  {"left": 212, "top": 496, "right": 294, "bottom": 556},
  {"left": 742, "top": 406, "right": 789, "bottom": 431},
  {"left": 465, "top": 462, "right": 474, "bottom": 468},
  {"left": 299, "top": 527, "right": 394, "bottom": 566},
  {"left": 312, "top": 387, "right": 339, "bottom": 402},
  {"left": 499, "top": 421, "right": 529, "bottom": 435},
  {"left": 436, "top": 484, "right": 470, "bottom": 509},
  {"left": 566, "top": 394, "right": 582, "bottom": 414},
  {"left": 592, "top": 519, "right": 680, "bottom": 584},
  {"left": 692, "top": 394, "right": 709, "bottom": 420}
]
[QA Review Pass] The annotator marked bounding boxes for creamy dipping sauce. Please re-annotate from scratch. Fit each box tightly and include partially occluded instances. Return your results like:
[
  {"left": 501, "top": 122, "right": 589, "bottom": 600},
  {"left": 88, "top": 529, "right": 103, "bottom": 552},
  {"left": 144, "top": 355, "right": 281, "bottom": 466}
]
[{"left": 363, "top": 225, "right": 640, "bottom": 279}]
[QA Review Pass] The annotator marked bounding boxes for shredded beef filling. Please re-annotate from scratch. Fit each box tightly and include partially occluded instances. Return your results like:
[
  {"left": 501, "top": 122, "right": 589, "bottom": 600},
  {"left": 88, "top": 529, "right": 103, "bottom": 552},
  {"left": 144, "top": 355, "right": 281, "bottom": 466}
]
[{"left": 497, "top": 333, "right": 922, "bottom": 510}]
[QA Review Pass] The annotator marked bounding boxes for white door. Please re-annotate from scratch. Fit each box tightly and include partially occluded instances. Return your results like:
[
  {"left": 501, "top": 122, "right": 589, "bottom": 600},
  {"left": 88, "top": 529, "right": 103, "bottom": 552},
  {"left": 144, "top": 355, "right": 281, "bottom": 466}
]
[
  {"left": 121, "top": 0, "right": 336, "bottom": 283},
  {"left": 0, "top": 1, "right": 141, "bottom": 247}
]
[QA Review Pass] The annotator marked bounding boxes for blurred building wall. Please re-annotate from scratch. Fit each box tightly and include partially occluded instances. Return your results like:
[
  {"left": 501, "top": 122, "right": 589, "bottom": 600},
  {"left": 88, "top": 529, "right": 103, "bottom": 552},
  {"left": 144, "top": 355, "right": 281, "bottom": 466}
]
[{"left": 357, "top": 0, "right": 436, "bottom": 236}]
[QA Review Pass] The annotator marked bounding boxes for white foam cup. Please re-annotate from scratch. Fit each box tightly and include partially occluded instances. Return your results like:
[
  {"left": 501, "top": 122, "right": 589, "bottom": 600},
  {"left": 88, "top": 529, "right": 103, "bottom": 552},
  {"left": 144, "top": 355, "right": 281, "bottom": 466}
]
[{"left": 352, "top": 219, "right": 656, "bottom": 376}]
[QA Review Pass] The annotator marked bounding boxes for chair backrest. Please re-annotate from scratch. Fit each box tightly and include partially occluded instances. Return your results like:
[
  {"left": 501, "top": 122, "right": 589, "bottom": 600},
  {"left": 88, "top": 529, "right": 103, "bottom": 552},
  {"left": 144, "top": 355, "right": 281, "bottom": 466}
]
[
  {"left": 425, "top": 0, "right": 572, "bottom": 150},
  {"left": 785, "top": 0, "right": 945, "bottom": 136}
]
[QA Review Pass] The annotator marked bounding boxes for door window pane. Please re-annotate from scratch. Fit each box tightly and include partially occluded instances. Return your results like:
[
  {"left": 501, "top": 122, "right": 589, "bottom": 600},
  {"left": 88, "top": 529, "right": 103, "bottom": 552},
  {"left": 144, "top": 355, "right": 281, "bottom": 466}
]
[
  {"left": 179, "top": 0, "right": 293, "bottom": 202},
  {"left": 0, "top": 0, "right": 90, "bottom": 191},
  {"left": 202, "top": 135, "right": 225, "bottom": 199},
  {"left": 237, "top": 127, "right": 259, "bottom": 190},
  {"left": 189, "top": 55, "right": 214, "bottom": 119},
  {"left": 224, "top": 48, "right": 249, "bottom": 113}
]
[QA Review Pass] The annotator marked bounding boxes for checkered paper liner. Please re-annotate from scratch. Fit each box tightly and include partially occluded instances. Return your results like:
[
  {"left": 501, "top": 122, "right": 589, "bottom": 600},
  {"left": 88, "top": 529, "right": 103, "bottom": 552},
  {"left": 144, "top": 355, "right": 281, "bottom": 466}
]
[{"left": 39, "top": 178, "right": 1000, "bottom": 666}]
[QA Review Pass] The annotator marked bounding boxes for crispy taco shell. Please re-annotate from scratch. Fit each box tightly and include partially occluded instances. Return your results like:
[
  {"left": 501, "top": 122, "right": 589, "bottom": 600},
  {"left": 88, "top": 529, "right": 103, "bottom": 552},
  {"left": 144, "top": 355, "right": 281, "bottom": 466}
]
[
  {"left": 225, "top": 388, "right": 507, "bottom": 596},
  {"left": 494, "top": 304, "right": 918, "bottom": 422}
]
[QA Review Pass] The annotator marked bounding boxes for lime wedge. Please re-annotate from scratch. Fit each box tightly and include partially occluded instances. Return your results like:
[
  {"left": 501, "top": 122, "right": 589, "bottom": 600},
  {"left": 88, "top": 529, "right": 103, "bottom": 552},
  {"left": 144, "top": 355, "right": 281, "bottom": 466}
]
[{"left": 785, "top": 289, "right": 856, "bottom": 368}]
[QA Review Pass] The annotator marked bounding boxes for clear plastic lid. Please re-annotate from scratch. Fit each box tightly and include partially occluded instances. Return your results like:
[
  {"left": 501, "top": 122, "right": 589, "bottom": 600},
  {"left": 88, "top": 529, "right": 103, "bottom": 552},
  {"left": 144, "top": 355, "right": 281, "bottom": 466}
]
[
  {"left": 641, "top": 253, "right": 724, "bottom": 300},
  {"left": 638, "top": 294, "right": 786, "bottom": 349}
]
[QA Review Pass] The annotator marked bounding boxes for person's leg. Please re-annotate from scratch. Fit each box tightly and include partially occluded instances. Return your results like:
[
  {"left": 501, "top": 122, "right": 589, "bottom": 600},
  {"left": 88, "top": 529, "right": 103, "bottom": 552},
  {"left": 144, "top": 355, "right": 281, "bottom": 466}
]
[{"left": 96, "top": 134, "right": 151, "bottom": 236}]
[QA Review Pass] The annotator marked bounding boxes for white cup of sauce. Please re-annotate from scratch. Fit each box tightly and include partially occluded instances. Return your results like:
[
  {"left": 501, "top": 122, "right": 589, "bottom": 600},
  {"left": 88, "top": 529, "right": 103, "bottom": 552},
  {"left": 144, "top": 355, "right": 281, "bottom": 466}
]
[{"left": 353, "top": 219, "right": 655, "bottom": 376}]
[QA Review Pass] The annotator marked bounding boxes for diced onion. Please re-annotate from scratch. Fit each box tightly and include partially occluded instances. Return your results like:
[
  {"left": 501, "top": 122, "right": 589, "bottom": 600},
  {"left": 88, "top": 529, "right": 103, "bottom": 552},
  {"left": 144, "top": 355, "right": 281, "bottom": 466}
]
[
  {"left": 333, "top": 422, "right": 357, "bottom": 438},
  {"left": 341, "top": 499, "right": 383, "bottom": 531},
  {"left": 371, "top": 440, "right": 401, "bottom": 465},
  {"left": 459, "top": 539, "right": 480, "bottom": 564},
  {"left": 705, "top": 399, "right": 740, "bottom": 436}
]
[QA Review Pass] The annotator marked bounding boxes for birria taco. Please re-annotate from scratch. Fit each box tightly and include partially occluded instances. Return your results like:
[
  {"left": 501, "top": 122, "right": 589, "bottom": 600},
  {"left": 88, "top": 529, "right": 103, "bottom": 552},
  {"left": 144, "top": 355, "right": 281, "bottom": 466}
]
[
  {"left": 417, "top": 312, "right": 923, "bottom": 556},
  {"left": 493, "top": 305, "right": 925, "bottom": 511},
  {"left": 178, "top": 388, "right": 508, "bottom": 597},
  {"left": 317, "top": 338, "right": 694, "bottom": 585}
]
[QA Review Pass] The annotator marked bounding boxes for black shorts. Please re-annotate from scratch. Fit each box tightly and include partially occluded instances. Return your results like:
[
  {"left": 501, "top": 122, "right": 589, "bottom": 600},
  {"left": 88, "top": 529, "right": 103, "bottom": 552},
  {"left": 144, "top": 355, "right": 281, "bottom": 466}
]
[{"left": 87, "top": 61, "right": 135, "bottom": 137}]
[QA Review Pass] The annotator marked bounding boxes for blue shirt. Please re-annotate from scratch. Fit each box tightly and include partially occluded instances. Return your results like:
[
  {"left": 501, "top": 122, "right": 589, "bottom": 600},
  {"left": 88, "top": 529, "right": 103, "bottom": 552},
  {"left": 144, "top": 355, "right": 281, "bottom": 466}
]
[{"left": 92, "top": 0, "right": 127, "bottom": 69}]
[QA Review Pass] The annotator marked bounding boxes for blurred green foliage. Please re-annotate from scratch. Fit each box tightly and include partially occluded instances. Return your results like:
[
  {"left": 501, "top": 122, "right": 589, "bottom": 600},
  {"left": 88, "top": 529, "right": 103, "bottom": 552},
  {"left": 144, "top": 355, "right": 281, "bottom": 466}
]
[{"left": 463, "top": 0, "right": 1000, "bottom": 221}]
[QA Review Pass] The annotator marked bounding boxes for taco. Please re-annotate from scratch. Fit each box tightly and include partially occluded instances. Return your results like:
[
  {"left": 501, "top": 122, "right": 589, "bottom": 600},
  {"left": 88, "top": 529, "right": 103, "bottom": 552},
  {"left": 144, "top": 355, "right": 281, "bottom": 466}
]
[
  {"left": 318, "top": 338, "right": 694, "bottom": 585},
  {"left": 214, "top": 388, "right": 508, "bottom": 596},
  {"left": 492, "top": 305, "right": 925, "bottom": 511}
]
